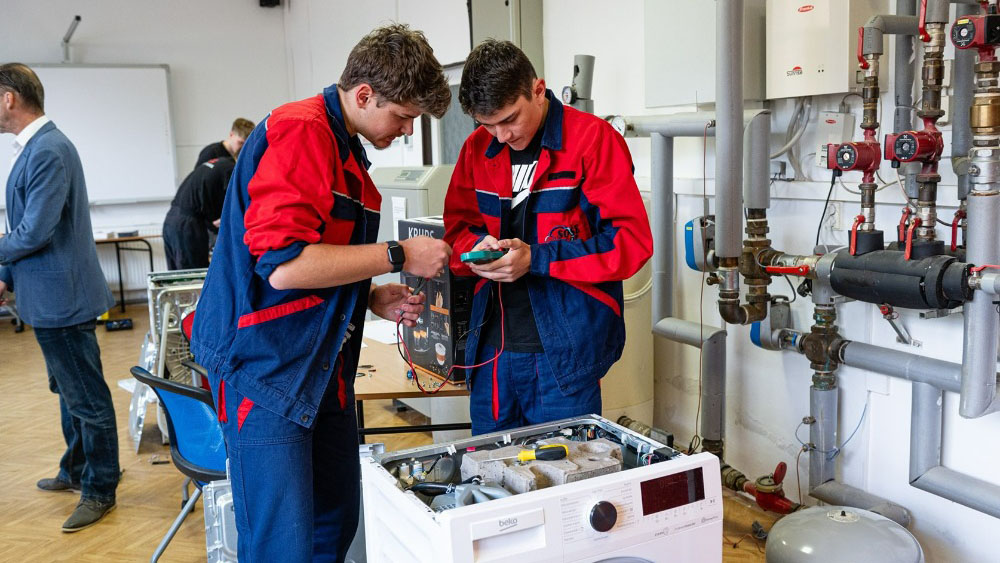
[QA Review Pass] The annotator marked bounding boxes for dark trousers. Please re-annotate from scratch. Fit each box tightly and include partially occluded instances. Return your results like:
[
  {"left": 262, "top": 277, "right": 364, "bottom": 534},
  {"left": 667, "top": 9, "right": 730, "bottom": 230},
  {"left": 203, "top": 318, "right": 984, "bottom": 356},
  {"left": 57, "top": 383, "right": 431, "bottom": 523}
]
[
  {"left": 163, "top": 214, "right": 209, "bottom": 270},
  {"left": 34, "top": 321, "right": 120, "bottom": 503},
  {"left": 469, "top": 346, "right": 603, "bottom": 435},
  {"left": 210, "top": 378, "right": 361, "bottom": 563}
]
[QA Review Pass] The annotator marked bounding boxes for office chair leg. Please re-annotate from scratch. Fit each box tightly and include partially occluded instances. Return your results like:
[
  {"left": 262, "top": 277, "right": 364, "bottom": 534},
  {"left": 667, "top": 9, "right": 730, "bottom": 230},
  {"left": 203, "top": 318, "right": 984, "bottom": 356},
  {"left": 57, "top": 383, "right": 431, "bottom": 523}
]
[
  {"left": 151, "top": 487, "right": 201, "bottom": 563},
  {"left": 181, "top": 477, "right": 191, "bottom": 506}
]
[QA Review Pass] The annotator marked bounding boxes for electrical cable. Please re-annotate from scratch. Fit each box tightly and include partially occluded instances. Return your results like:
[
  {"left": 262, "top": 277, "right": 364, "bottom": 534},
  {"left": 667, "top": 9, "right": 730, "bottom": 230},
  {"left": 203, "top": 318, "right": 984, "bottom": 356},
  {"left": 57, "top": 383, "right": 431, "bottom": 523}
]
[
  {"left": 688, "top": 121, "right": 711, "bottom": 456},
  {"left": 395, "top": 280, "right": 506, "bottom": 395},
  {"left": 794, "top": 399, "right": 869, "bottom": 460},
  {"left": 815, "top": 171, "right": 838, "bottom": 248}
]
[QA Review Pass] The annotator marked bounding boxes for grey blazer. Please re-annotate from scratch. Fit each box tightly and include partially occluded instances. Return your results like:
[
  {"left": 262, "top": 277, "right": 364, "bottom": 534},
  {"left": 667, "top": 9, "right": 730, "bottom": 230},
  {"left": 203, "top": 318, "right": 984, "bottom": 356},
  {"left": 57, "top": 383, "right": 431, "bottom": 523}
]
[{"left": 0, "top": 121, "right": 113, "bottom": 328}]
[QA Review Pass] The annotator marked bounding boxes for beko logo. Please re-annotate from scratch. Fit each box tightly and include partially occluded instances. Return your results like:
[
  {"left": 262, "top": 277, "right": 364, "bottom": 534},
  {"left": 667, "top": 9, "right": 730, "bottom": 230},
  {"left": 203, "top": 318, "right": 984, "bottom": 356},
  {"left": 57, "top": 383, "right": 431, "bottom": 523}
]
[
  {"left": 498, "top": 517, "right": 518, "bottom": 531},
  {"left": 798, "top": 4, "right": 814, "bottom": 12},
  {"left": 407, "top": 227, "right": 436, "bottom": 238},
  {"left": 787, "top": 66, "right": 804, "bottom": 76}
]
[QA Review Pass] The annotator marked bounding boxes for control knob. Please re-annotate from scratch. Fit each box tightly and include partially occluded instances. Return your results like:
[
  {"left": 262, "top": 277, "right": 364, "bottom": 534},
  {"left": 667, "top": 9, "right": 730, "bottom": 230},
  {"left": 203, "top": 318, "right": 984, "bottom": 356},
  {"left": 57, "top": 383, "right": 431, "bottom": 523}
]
[{"left": 589, "top": 501, "right": 618, "bottom": 533}]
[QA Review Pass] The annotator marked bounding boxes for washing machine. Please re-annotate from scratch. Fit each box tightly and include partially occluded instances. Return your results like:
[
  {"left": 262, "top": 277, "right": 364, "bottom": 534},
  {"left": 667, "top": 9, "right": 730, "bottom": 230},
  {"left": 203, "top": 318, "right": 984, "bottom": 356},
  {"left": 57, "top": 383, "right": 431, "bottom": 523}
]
[{"left": 361, "top": 415, "right": 722, "bottom": 562}]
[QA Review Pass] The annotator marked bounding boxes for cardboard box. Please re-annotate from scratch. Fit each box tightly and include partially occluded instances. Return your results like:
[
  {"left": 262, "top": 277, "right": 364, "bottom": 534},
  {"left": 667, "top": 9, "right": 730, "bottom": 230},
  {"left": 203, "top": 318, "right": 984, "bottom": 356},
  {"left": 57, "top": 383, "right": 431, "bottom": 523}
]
[{"left": 399, "top": 216, "right": 474, "bottom": 383}]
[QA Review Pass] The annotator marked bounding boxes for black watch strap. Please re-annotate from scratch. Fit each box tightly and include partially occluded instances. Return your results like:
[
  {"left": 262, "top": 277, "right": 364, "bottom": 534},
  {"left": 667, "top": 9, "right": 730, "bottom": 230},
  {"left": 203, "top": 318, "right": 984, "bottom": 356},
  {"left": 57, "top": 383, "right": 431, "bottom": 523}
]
[{"left": 386, "top": 240, "right": 405, "bottom": 273}]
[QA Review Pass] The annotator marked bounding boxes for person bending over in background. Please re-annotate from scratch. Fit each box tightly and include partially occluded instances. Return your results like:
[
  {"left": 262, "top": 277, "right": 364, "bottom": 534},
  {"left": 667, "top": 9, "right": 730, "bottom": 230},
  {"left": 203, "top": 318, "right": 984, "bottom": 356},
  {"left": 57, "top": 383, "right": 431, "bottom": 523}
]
[
  {"left": 190, "top": 24, "right": 452, "bottom": 562},
  {"left": 162, "top": 155, "right": 234, "bottom": 270},
  {"left": 443, "top": 40, "right": 653, "bottom": 435},
  {"left": 0, "top": 63, "right": 119, "bottom": 532},
  {"left": 194, "top": 117, "right": 254, "bottom": 168}
]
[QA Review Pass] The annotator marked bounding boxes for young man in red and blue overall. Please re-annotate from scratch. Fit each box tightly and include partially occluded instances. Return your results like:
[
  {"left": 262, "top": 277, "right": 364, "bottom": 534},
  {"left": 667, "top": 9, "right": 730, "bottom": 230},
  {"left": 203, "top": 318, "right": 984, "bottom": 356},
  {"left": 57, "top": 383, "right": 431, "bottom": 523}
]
[
  {"left": 444, "top": 40, "right": 653, "bottom": 435},
  {"left": 190, "top": 25, "right": 451, "bottom": 562}
]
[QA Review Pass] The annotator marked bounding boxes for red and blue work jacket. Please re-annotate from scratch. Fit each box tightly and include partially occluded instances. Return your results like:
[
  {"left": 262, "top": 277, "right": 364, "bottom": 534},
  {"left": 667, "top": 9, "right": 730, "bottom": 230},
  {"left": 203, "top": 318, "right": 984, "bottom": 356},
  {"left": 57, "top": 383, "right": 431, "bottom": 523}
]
[
  {"left": 191, "top": 85, "right": 380, "bottom": 428},
  {"left": 443, "top": 91, "right": 653, "bottom": 394}
]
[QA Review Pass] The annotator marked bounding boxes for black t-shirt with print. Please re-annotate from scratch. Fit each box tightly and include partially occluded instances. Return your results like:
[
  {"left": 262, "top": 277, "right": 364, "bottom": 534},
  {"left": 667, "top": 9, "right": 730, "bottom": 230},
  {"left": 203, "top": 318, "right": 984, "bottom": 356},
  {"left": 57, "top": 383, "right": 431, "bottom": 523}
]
[{"left": 481, "top": 117, "right": 546, "bottom": 353}]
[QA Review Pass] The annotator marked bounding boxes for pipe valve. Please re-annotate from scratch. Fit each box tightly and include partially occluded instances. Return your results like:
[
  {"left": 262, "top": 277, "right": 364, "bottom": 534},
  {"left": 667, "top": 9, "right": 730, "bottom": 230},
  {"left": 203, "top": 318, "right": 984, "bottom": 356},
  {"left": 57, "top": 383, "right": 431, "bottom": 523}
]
[
  {"left": 884, "top": 131, "right": 944, "bottom": 165},
  {"left": 826, "top": 141, "right": 881, "bottom": 173},
  {"left": 765, "top": 265, "right": 811, "bottom": 277}
]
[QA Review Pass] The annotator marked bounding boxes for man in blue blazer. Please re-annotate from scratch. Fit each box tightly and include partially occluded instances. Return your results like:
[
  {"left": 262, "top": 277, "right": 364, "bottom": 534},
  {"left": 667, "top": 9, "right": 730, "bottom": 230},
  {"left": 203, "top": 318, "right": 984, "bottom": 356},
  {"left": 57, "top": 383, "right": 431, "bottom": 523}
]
[{"left": 0, "top": 63, "right": 119, "bottom": 532}]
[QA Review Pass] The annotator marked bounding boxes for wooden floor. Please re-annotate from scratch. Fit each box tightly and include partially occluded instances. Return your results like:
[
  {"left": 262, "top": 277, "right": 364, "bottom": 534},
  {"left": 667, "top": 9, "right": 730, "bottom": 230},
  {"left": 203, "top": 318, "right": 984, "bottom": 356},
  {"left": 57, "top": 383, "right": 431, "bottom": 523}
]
[{"left": 0, "top": 304, "right": 775, "bottom": 562}]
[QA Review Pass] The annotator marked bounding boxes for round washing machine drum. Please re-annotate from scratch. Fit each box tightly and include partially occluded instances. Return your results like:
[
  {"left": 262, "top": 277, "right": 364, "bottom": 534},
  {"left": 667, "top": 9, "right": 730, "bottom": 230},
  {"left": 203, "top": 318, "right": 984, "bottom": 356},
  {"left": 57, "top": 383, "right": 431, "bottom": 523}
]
[{"left": 765, "top": 506, "right": 923, "bottom": 563}]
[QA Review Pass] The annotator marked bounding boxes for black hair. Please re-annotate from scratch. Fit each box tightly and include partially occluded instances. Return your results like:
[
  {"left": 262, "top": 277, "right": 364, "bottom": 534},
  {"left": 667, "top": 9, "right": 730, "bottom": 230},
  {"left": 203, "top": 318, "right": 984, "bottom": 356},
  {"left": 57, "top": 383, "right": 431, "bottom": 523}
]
[{"left": 459, "top": 39, "right": 536, "bottom": 117}]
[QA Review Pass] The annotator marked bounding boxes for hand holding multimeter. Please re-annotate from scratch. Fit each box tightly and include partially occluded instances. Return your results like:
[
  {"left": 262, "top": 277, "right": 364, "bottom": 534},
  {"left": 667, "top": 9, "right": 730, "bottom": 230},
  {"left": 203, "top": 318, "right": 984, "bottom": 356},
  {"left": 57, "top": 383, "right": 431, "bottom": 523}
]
[
  {"left": 461, "top": 235, "right": 531, "bottom": 283},
  {"left": 460, "top": 249, "right": 507, "bottom": 264}
]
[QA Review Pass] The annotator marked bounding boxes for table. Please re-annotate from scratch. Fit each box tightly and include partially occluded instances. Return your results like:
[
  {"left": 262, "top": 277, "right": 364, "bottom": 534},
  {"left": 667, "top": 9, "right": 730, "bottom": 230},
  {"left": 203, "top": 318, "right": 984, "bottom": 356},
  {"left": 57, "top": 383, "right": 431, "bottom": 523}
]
[
  {"left": 95, "top": 235, "right": 159, "bottom": 312},
  {"left": 354, "top": 337, "right": 470, "bottom": 443}
]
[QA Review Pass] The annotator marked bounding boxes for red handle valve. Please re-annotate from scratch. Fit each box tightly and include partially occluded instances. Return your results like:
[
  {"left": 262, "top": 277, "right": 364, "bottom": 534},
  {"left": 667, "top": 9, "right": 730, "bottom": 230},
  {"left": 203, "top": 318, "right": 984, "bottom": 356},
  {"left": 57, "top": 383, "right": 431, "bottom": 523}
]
[
  {"left": 765, "top": 265, "right": 811, "bottom": 276},
  {"left": 898, "top": 207, "right": 913, "bottom": 242},
  {"left": 849, "top": 214, "right": 866, "bottom": 256},
  {"left": 919, "top": 0, "right": 931, "bottom": 42},
  {"left": 857, "top": 27, "right": 870, "bottom": 69},
  {"left": 951, "top": 209, "right": 966, "bottom": 252},
  {"left": 904, "top": 217, "right": 922, "bottom": 260}
]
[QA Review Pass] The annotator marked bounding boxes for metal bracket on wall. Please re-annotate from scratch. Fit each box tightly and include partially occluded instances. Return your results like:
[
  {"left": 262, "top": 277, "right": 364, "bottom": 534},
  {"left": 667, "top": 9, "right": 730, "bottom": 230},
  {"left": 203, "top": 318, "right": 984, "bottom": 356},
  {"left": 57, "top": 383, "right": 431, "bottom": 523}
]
[
  {"left": 879, "top": 304, "right": 920, "bottom": 347},
  {"left": 919, "top": 307, "right": 961, "bottom": 319}
]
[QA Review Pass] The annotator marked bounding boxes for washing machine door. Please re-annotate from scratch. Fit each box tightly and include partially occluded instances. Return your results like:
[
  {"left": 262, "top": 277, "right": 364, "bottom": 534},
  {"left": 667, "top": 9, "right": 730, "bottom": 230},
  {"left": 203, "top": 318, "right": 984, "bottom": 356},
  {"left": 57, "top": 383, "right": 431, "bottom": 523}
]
[{"left": 593, "top": 559, "right": 653, "bottom": 563}]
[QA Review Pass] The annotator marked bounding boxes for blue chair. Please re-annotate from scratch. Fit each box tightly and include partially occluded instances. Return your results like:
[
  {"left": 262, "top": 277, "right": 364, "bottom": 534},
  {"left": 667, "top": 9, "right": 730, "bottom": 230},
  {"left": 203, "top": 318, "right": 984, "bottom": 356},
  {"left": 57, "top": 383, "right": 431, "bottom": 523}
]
[{"left": 131, "top": 366, "right": 227, "bottom": 562}]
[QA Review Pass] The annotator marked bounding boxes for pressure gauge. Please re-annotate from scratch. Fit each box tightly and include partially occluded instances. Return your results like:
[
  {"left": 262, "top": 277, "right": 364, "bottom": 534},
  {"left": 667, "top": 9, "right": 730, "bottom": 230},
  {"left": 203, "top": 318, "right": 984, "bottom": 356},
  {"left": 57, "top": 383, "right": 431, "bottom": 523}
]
[
  {"left": 562, "top": 85, "right": 577, "bottom": 105},
  {"left": 608, "top": 115, "right": 628, "bottom": 137}
]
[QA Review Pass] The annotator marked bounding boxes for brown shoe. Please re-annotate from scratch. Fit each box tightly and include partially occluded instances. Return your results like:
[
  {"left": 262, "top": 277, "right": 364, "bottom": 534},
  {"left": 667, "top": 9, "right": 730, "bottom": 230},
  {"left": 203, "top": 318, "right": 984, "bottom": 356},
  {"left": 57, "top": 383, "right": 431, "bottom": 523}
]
[
  {"left": 36, "top": 477, "right": 81, "bottom": 493},
  {"left": 61, "top": 498, "right": 116, "bottom": 532}
]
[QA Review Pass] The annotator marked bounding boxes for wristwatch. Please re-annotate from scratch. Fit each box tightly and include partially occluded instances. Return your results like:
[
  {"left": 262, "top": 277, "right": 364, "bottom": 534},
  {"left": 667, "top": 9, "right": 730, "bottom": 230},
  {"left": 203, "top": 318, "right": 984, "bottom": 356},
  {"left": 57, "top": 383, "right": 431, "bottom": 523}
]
[{"left": 386, "top": 240, "right": 405, "bottom": 273}]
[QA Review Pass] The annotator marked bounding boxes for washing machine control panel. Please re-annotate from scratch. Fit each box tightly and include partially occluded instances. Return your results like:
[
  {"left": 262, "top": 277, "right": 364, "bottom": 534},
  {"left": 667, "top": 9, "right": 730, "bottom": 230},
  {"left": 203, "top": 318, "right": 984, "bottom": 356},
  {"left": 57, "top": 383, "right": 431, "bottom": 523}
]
[{"left": 558, "top": 454, "right": 722, "bottom": 560}]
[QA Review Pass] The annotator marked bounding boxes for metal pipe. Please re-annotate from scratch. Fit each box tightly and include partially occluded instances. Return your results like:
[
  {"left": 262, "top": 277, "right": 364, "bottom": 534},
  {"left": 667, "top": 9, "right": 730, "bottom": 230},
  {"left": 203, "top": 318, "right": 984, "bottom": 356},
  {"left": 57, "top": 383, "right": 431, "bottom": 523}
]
[
  {"left": 808, "top": 386, "right": 837, "bottom": 490},
  {"left": 840, "top": 341, "right": 963, "bottom": 393},
  {"left": 648, "top": 130, "right": 729, "bottom": 452},
  {"left": 61, "top": 15, "right": 81, "bottom": 64},
  {"left": 909, "top": 382, "right": 942, "bottom": 481},
  {"left": 953, "top": 3, "right": 978, "bottom": 200},
  {"left": 651, "top": 133, "right": 674, "bottom": 322},
  {"left": 861, "top": 15, "right": 919, "bottom": 55},
  {"left": 895, "top": 0, "right": 921, "bottom": 198},
  {"left": 743, "top": 111, "right": 771, "bottom": 210},
  {"left": 715, "top": 0, "right": 743, "bottom": 260},
  {"left": 624, "top": 113, "right": 718, "bottom": 138},
  {"left": 810, "top": 481, "right": 912, "bottom": 527},
  {"left": 961, "top": 188, "right": 1000, "bottom": 417},
  {"left": 911, "top": 380, "right": 1000, "bottom": 519}
]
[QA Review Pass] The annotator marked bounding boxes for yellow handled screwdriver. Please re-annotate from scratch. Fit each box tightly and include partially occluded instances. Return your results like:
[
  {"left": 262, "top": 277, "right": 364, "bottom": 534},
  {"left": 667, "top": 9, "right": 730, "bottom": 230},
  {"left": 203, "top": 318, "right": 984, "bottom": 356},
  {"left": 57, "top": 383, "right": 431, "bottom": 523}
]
[{"left": 491, "top": 444, "right": 569, "bottom": 463}]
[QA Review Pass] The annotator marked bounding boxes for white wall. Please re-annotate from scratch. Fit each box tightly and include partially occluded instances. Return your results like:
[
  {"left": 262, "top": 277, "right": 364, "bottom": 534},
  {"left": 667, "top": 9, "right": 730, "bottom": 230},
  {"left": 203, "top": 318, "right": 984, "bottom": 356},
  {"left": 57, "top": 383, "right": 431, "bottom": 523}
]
[
  {"left": 0, "top": 0, "right": 290, "bottom": 233},
  {"left": 543, "top": 1, "right": 999, "bottom": 561}
]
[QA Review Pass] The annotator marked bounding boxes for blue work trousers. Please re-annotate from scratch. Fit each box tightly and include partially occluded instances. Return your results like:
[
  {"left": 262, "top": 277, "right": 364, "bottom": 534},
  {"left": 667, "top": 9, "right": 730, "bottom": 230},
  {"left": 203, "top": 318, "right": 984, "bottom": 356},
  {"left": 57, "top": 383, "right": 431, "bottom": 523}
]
[
  {"left": 33, "top": 320, "right": 120, "bottom": 504},
  {"left": 469, "top": 346, "right": 602, "bottom": 435},
  {"left": 212, "top": 379, "right": 360, "bottom": 563}
]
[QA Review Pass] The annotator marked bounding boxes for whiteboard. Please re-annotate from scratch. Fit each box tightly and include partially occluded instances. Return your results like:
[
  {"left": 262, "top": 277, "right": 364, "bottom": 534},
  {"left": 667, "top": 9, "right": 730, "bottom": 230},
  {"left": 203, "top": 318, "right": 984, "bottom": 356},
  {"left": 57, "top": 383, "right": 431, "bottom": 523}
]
[{"left": 0, "top": 64, "right": 177, "bottom": 206}]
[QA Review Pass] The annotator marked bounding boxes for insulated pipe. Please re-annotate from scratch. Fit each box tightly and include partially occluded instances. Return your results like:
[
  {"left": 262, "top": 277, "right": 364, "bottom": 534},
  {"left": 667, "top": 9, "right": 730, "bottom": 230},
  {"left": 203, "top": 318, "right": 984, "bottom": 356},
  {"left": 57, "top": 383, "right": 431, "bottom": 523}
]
[
  {"left": 953, "top": 3, "right": 978, "bottom": 200},
  {"left": 653, "top": 318, "right": 727, "bottom": 444},
  {"left": 910, "top": 382, "right": 1000, "bottom": 518},
  {"left": 861, "top": 15, "right": 919, "bottom": 55},
  {"left": 840, "top": 341, "right": 963, "bottom": 393},
  {"left": 960, "top": 189, "right": 1000, "bottom": 417},
  {"left": 810, "top": 481, "right": 912, "bottom": 526},
  {"left": 808, "top": 386, "right": 838, "bottom": 490},
  {"left": 624, "top": 113, "right": 718, "bottom": 138},
  {"left": 715, "top": 0, "right": 744, "bottom": 261},
  {"left": 909, "top": 382, "right": 942, "bottom": 482},
  {"left": 647, "top": 130, "right": 729, "bottom": 450},
  {"left": 651, "top": 133, "right": 674, "bottom": 322},
  {"left": 895, "top": 0, "right": 921, "bottom": 198},
  {"left": 743, "top": 111, "right": 771, "bottom": 210}
]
